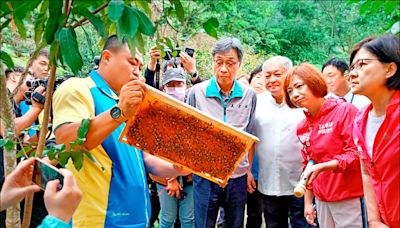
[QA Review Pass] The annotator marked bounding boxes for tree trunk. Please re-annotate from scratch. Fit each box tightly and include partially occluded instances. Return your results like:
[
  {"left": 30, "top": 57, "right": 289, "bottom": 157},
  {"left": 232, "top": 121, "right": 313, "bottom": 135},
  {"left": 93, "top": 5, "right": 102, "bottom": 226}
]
[{"left": 0, "top": 63, "right": 21, "bottom": 228}]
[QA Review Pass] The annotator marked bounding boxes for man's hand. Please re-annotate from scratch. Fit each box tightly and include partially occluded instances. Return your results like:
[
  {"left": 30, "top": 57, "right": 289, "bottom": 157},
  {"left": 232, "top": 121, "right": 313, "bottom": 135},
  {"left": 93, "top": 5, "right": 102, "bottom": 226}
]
[
  {"left": 304, "top": 203, "right": 317, "bottom": 226},
  {"left": 179, "top": 52, "right": 196, "bottom": 75},
  {"left": 247, "top": 171, "right": 256, "bottom": 193},
  {"left": 44, "top": 169, "right": 82, "bottom": 223},
  {"left": 118, "top": 80, "right": 148, "bottom": 119},
  {"left": 31, "top": 85, "right": 46, "bottom": 110},
  {"left": 0, "top": 158, "right": 41, "bottom": 211},
  {"left": 148, "top": 46, "right": 161, "bottom": 71},
  {"left": 166, "top": 178, "right": 182, "bottom": 199},
  {"left": 303, "top": 163, "right": 322, "bottom": 185}
]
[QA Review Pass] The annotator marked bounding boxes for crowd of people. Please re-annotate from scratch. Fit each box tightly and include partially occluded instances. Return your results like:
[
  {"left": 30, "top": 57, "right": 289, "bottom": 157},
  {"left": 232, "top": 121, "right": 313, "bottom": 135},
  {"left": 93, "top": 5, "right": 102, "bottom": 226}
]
[{"left": 0, "top": 33, "right": 399, "bottom": 228}]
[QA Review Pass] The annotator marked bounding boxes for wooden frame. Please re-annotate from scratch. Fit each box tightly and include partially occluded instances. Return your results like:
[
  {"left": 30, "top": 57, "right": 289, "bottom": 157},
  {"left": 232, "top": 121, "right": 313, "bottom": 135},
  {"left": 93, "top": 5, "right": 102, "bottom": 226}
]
[{"left": 120, "top": 86, "right": 259, "bottom": 187}]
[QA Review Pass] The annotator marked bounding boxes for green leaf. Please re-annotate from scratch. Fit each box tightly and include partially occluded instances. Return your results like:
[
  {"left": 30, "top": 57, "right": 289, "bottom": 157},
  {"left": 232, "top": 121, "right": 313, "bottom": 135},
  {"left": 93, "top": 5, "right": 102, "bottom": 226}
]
[
  {"left": 13, "top": 16, "right": 27, "bottom": 39},
  {"left": 0, "top": 1, "right": 11, "bottom": 14},
  {"left": 369, "top": 1, "right": 383, "bottom": 14},
  {"left": 0, "top": 139, "right": 7, "bottom": 148},
  {"left": 34, "top": 0, "right": 49, "bottom": 45},
  {"left": 72, "top": 6, "right": 106, "bottom": 37},
  {"left": 117, "top": 6, "right": 139, "bottom": 38},
  {"left": 71, "top": 151, "right": 83, "bottom": 171},
  {"left": 0, "top": 19, "right": 11, "bottom": 32},
  {"left": 133, "top": 8, "right": 155, "bottom": 36},
  {"left": 13, "top": 0, "right": 41, "bottom": 19},
  {"left": 77, "top": 118, "right": 90, "bottom": 139},
  {"left": 16, "top": 145, "right": 34, "bottom": 158},
  {"left": 135, "top": 0, "right": 151, "bottom": 15},
  {"left": 384, "top": 2, "right": 398, "bottom": 15},
  {"left": 84, "top": 151, "right": 105, "bottom": 171},
  {"left": 57, "top": 151, "right": 71, "bottom": 166},
  {"left": 59, "top": 27, "right": 83, "bottom": 74},
  {"left": 4, "top": 140, "right": 15, "bottom": 152},
  {"left": 75, "top": 138, "right": 86, "bottom": 145},
  {"left": 360, "top": 0, "right": 372, "bottom": 15},
  {"left": 1, "top": 51, "right": 15, "bottom": 69},
  {"left": 44, "top": 0, "right": 63, "bottom": 44},
  {"left": 49, "top": 40, "right": 59, "bottom": 67},
  {"left": 164, "top": 37, "right": 174, "bottom": 50},
  {"left": 171, "top": 0, "right": 185, "bottom": 23},
  {"left": 53, "top": 144, "right": 66, "bottom": 152},
  {"left": 203, "top": 18, "right": 219, "bottom": 38},
  {"left": 126, "top": 32, "right": 145, "bottom": 56},
  {"left": 108, "top": 0, "right": 124, "bottom": 22}
]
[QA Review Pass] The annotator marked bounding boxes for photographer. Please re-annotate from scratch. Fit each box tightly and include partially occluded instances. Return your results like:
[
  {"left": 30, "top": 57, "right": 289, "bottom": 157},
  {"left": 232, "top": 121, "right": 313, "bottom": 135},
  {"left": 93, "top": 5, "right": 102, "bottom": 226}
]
[
  {"left": 0, "top": 158, "right": 82, "bottom": 228},
  {"left": 28, "top": 49, "right": 49, "bottom": 79},
  {"left": 1, "top": 67, "right": 47, "bottom": 227},
  {"left": 144, "top": 46, "right": 201, "bottom": 89},
  {"left": 1, "top": 67, "right": 45, "bottom": 137}
]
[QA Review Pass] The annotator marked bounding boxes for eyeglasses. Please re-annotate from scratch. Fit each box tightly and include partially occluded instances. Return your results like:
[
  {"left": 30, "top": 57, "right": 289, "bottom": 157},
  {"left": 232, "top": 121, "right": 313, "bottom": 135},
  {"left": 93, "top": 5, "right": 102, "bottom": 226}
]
[
  {"left": 349, "top": 58, "right": 379, "bottom": 72},
  {"left": 214, "top": 60, "right": 239, "bottom": 69}
]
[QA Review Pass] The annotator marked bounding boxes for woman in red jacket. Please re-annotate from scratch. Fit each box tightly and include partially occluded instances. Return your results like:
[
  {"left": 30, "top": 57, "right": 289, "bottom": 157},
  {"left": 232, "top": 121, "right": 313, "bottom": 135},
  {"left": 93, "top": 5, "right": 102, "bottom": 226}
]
[
  {"left": 349, "top": 34, "right": 400, "bottom": 228},
  {"left": 283, "top": 63, "right": 365, "bottom": 228}
]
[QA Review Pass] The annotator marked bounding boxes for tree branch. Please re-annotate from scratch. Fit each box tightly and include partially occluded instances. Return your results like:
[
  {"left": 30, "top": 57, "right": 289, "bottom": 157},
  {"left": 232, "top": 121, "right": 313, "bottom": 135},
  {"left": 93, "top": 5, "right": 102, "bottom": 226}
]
[{"left": 72, "top": 2, "right": 108, "bottom": 29}]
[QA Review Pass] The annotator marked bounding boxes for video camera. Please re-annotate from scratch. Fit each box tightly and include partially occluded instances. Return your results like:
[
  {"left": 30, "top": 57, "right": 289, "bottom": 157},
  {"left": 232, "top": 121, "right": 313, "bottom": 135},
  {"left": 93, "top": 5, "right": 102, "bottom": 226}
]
[
  {"left": 25, "top": 77, "right": 70, "bottom": 105},
  {"left": 164, "top": 47, "right": 195, "bottom": 61}
]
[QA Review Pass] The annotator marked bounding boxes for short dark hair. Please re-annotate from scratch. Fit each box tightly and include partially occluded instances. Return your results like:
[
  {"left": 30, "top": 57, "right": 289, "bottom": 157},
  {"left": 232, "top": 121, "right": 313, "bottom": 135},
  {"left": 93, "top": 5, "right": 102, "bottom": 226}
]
[
  {"left": 30, "top": 49, "right": 49, "bottom": 60},
  {"left": 322, "top": 58, "right": 349, "bottom": 75},
  {"left": 212, "top": 37, "right": 244, "bottom": 61},
  {"left": 284, "top": 63, "right": 328, "bottom": 109},
  {"left": 350, "top": 34, "right": 400, "bottom": 90},
  {"left": 249, "top": 65, "right": 262, "bottom": 83},
  {"left": 5, "top": 66, "right": 24, "bottom": 79},
  {"left": 102, "top": 35, "right": 127, "bottom": 52}
]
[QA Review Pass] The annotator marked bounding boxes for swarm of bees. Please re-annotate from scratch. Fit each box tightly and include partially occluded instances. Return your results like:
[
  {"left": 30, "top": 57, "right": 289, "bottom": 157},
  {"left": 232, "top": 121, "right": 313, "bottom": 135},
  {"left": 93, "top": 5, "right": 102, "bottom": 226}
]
[{"left": 122, "top": 95, "right": 251, "bottom": 186}]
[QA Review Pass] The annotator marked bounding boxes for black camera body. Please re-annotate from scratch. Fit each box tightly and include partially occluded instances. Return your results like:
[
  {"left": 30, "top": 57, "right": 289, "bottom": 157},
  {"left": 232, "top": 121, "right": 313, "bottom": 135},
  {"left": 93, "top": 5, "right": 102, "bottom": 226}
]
[
  {"left": 25, "top": 77, "right": 69, "bottom": 105},
  {"left": 164, "top": 47, "right": 195, "bottom": 61}
]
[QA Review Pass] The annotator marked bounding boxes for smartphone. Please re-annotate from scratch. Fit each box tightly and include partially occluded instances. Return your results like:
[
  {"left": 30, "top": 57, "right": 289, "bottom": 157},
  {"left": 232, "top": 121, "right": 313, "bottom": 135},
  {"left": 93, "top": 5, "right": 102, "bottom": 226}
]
[
  {"left": 185, "top": 48, "right": 195, "bottom": 57},
  {"left": 33, "top": 158, "right": 64, "bottom": 191}
]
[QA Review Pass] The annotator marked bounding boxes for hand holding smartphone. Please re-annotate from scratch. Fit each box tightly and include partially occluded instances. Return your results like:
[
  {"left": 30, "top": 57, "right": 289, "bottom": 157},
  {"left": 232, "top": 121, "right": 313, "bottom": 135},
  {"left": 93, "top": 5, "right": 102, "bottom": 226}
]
[{"left": 32, "top": 158, "right": 64, "bottom": 191}]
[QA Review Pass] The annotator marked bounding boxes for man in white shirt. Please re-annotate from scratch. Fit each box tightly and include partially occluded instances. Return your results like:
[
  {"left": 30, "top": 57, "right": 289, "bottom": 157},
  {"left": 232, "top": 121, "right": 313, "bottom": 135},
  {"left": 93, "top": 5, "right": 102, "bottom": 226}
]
[
  {"left": 322, "top": 58, "right": 370, "bottom": 109},
  {"left": 248, "top": 56, "right": 309, "bottom": 228}
]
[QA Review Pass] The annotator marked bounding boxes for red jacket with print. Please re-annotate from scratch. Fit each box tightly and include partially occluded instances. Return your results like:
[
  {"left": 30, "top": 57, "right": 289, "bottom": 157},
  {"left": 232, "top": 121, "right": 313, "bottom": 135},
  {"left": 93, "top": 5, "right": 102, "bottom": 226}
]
[
  {"left": 297, "top": 98, "right": 364, "bottom": 202},
  {"left": 353, "top": 91, "right": 400, "bottom": 227}
]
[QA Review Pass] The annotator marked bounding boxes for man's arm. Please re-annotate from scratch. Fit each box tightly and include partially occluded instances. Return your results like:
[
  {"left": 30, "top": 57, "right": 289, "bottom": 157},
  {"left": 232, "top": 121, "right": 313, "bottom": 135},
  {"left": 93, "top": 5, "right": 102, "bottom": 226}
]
[
  {"left": 144, "top": 153, "right": 189, "bottom": 178},
  {"left": 55, "top": 80, "right": 147, "bottom": 151}
]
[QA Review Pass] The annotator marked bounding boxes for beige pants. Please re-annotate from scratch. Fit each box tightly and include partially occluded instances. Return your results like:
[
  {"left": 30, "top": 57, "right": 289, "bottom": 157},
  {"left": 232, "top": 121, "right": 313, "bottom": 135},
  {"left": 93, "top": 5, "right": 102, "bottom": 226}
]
[{"left": 315, "top": 197, "right": 364, "bottom": 228}]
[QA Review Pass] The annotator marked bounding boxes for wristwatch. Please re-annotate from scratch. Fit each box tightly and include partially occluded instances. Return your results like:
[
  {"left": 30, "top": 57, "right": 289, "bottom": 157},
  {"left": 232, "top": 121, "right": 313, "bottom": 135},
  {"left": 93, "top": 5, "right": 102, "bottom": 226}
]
[
  {"left": 110, "top": 105, "right": 127, "bottom": 123},
  {"left": 190, "top": 71, "right": 198, "bottom": 78}
]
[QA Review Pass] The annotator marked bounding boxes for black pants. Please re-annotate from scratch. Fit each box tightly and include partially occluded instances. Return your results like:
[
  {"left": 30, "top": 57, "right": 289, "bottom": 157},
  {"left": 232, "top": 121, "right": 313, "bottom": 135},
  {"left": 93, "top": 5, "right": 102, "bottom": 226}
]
[
  {"left": 260, "top": 193, "right": 310, "bottom": 228},
  {"left": 246, "top": 181, "right": 263, "bottom": 228}
]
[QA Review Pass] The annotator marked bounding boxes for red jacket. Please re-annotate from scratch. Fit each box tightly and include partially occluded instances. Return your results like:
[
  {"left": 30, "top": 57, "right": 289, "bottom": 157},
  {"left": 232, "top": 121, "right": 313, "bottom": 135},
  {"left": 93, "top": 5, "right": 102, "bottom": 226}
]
[
  {"left": 297, "top": 98, "right": 364, "bottom": 202},
  {"left": 353, "top": 91, "right": 400, "bottom": 227}
]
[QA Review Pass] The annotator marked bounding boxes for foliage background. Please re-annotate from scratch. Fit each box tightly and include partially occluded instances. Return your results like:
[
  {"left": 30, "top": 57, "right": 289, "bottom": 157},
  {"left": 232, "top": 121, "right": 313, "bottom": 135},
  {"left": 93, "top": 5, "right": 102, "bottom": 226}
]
[{"left": 2, "top": 0, "right": 399, "bottom": 79}]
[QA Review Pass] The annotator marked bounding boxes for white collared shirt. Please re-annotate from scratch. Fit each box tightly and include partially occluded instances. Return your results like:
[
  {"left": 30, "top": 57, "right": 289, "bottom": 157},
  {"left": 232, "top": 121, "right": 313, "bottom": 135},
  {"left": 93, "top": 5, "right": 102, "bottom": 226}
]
[
  {"left": 343, "top": 90, "right": 370, "bottom": 110},
  {"left": 254, "top": 92, "right": 304, "bottom": 196},
  {"left": 327, "top": 91, "right": 370, "bottom": 110}
]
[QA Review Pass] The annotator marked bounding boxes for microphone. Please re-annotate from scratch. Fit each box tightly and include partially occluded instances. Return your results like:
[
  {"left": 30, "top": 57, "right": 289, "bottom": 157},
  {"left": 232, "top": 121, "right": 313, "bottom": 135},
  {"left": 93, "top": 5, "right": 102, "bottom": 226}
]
[{"left": 294, "top": 160, "right": 315, "bottom": 198}]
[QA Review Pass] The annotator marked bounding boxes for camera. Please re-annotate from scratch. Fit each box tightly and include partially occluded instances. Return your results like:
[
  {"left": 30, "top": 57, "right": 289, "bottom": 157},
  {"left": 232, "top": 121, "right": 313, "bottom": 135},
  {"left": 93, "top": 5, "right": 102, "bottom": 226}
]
[
  {"left": 163, "top": 47, "right": 195, "bottom": 61},
  {"left": 25, "top": 76, "right": 70, "bottom": 105}
]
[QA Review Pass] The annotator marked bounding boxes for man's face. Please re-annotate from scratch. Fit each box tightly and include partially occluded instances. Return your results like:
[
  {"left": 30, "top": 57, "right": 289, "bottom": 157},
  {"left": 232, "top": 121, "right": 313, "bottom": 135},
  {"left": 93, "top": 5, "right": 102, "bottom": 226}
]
[
  {"left": 107, "top": 45, "right": 143, "bottom": 91},
  {"left": 213, "top": 49, "right": 241, "bottom": 90},
  {"left": 263, "top": 61, "right": 287, "bottom": 98},
  {"left": 322, "top": 65, "right": 349, "bottom": 96},
  {"left": 30, "top": 55, "right": 49, "bottom": 78}
]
